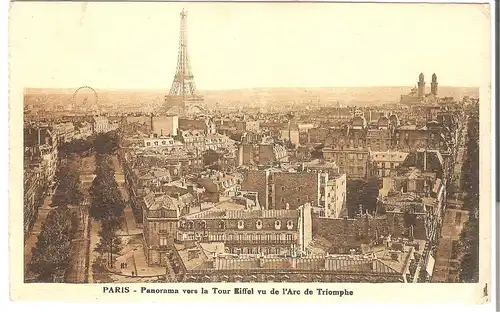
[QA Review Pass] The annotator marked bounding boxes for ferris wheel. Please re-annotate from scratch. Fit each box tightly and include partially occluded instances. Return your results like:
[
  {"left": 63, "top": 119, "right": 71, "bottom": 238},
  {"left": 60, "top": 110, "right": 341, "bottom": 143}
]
[{"left": 72, "top": 86, "right": 98, "bottom": 112}]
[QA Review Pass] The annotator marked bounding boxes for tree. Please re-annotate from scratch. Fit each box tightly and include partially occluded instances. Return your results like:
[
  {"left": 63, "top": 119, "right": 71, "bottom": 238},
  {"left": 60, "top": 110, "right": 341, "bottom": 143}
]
[
  {"left": 94, "top": 131, "right": 119, "bottom": 155},
  {"left": 360, "top": 177, "right": 380, "bottom": 214},
  {"left": 458, "top": 109, "right": 480, "bottom": 282},
  {"left": 59, "top": 136, "right": 96, "bottom": 157},
  {"left": 51, "top": 162, "right": 84, "bottom": 207},
  {"left": 89, "top": 155, "right": 124, "bottom": 221},
  {"left": 346, "top": 179, "right": 365, "bottom": 217},
  {"left": 96, "top": 218, "right": 122, "bottom": 267},
  {"left": 29, "top": 206, "right": 75, "bottom": 281}
]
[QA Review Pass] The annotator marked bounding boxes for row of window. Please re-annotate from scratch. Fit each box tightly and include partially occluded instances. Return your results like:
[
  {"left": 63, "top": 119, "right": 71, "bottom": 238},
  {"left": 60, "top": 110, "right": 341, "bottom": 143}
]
[
  {"left": 145, "top": 139, "right": 175, "bottom": 146},
  {"left": 228, "top": 246, "right": 290, "bottom": 255},
  {"left": 179, "top": 219, "right": 295, "bottom": 230}
]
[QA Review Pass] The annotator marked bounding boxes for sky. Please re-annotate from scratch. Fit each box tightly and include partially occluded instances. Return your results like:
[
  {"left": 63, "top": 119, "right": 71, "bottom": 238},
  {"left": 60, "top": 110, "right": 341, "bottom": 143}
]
[{"left": 9, "top": 2, "right": 491, "bottom": 91}]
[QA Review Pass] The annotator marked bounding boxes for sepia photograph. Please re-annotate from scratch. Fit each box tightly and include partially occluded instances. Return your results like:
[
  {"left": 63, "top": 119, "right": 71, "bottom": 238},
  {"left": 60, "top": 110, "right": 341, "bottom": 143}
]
[{"left": 9, "top": 0, "right": 493, "bottom": 303}]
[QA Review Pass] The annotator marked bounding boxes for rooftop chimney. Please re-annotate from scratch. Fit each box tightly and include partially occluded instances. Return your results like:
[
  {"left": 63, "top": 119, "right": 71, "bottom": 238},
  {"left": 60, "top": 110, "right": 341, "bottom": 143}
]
[{"left": 423, "top": 150, "right": 427, "bottom": 171}]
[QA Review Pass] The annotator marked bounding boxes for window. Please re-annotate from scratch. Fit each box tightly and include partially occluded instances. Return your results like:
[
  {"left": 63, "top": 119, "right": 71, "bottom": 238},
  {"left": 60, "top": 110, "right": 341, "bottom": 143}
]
[
  {"left": 274, "top": 220, "right": 281, "bottom": 230},
  {"left": 219, "top": 220, "right": 226, "bottom": 230},
  {"left": 256, "top": 220, "right": 263, "bottom": 229},
  {"left": 159, "top": 237, "right": 168, "bottom": 246},
  {"left": 287, "top": 220, "right": 293, "bottom": 230},
  {"left": 154, "top": 141, "right": 159, "bottom": 146},
  {"left": 200, "top": 220, "right": 207, "bottom": 229},
  {"left": 237, "top": 220, "right": 244, "bottom": 229},
  {"left": 281, "top": 197, "right": 285, "bottom": 203},
  {"left": 357, "top": 154, "right": 364, "bottom": 160},
  {"left": 162, "top": 141, "right": 166, "bottom": 145},
  {"left": 146, "top": 142, "right": 151, "bottom": 146},
  {"left": 297, "top": 198, "right": 300, "bottom": 203},
  {"left": 281, "top": 186, "right": 285, "bottom": 191}
]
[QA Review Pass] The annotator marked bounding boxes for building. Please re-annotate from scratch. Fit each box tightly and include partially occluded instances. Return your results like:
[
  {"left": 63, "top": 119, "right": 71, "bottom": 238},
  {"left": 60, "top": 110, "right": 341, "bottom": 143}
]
[
  {"left": 73, "top": 121, "right": 93, "bottom": 140},
  {"left": 24, "top": 126, "right": 59, "bottom": 184},
  {"left": 143, "top": 135, "right": 179, "bottom": 149},
  {"left": 176, "top": 201, "right": 313, "bottom": 256},
  {"left": 177, "top": 129, "right": 206, "bottom": 151},
  {"left": 241, "top": 167, "right": 340, "bottom": 214},
  {"left": 322, "top": 147, "right": 370, "bottom": 179},
  {"left": 205, "top": 134, "right": 233, "bottom": 151},
  {"left": 92, "top": 116, "right": 119, "bottom": 133},
  {"left": 218, "top": 119, "right": 260, "bottom": 133},
  {"left": 165, "top": 207, "right": 423, "bottom": 283},
  {"left": 377, "top": 149, "right": 447, "bottom": 243},
  {"left": 23, "top": 166, "right": 46, "bottom": 238},
  {"left": 178, "top": 118, "right": 216, "bottom": 135},
  {"left": 142, "top": 194, "right": 181, "bottom": 265},
  {"left": 322, "top": 174, "right": 347, "bottom": 219},
  {"left": 370, "top": 151, "right": 409, "bottom": 178},
  {"left": 258, "top": 143, "right": 288, "bottom": 165},
  {"left": 238, "top": 141, "right": 289, "bottom": 167},
  {"left": 51, "top": 122, "right": 76, "bottom": 143},
  {"left": 151, "top": 115, "right": 179, "bottom": 137},
  {"left": 197, "top": 171, "right": 242, "bottom": 202}
]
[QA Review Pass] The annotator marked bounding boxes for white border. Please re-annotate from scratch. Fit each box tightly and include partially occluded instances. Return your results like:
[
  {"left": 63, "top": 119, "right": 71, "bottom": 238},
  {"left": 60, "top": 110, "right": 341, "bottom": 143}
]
[{"left": 4, "top": 0, "right": 496, "bottom": 310}]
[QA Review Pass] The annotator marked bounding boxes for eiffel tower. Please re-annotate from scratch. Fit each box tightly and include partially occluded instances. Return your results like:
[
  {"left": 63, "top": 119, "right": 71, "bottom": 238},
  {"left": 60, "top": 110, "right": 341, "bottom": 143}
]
[{"left": 163, "top": 9, "right": 205, "bottom": 116}]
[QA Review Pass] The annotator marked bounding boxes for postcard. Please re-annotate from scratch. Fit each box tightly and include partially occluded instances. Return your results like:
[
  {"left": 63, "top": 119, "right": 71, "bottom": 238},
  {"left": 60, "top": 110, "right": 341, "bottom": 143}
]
[{"left": 9, "top": 1, "right": 493, "bottom": 304}]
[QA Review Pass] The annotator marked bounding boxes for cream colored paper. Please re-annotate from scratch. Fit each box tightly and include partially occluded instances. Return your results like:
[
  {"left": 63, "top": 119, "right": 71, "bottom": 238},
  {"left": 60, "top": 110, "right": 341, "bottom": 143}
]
[{"left": 9, "top": 1, "right": 493, "bottom": 303}]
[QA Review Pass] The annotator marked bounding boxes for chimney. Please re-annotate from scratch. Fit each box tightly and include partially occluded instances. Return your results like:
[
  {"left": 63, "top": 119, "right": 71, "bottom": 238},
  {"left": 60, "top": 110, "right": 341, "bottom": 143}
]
[{"left": 423, "top": 150, "right": 427, "bottom": 172}]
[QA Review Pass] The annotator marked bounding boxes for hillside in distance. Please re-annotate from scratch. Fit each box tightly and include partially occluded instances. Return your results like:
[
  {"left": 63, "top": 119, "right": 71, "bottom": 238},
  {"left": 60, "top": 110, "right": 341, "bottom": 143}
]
[{"left": 24, "top": 86, "right": 479, "bottom": 111}]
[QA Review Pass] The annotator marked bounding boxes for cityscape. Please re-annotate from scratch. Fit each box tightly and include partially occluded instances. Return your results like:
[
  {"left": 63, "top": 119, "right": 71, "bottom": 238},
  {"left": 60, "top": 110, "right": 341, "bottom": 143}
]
[{"left": 23, "top": 6, "right": 481, "bottom": 284}]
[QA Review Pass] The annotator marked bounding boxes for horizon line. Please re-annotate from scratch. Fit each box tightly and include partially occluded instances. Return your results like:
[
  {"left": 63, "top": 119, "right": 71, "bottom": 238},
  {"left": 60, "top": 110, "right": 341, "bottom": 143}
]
[{"left": 24, "top": 85, "right": 481, "bottom": 92}]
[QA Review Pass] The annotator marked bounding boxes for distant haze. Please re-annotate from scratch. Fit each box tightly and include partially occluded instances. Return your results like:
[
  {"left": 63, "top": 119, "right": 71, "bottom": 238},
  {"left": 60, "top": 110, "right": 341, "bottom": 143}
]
[{"left": 24, "top": 86, "right": 479, "bottom": 110}]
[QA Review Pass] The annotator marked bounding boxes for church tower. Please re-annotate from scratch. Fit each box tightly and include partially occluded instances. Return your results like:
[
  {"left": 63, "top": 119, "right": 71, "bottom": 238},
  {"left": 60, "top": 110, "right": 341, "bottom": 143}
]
[
  {"left": 417, "top": 73, "right": 425, "bottom": 98},
  {"left": 431, "top": 73, "right": 438, "bottom": 96}
]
